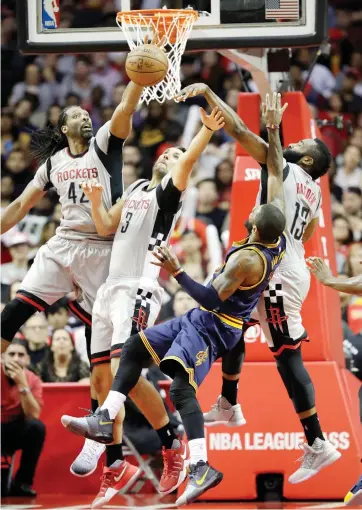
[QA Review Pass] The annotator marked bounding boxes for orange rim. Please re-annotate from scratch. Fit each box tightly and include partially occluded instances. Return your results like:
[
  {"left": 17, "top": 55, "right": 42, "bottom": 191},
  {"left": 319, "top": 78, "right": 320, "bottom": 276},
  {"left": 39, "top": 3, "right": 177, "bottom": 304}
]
[{"left": 117, "top": 9, "right": 198, "bottom": 26}]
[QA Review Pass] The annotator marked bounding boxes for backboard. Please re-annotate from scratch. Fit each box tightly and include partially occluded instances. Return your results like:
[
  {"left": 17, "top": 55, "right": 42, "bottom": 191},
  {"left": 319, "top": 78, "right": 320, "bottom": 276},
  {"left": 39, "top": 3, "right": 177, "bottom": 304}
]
[{"left": 17, "top": 0, "right": 327, "bottom": 55}]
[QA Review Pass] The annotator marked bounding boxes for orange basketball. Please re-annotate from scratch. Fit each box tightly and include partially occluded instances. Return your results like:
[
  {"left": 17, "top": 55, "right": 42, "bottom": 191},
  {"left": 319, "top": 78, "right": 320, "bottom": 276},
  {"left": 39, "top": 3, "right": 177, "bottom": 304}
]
[{"left": 126, "top": 44, "right": 169, "bottom": 87}]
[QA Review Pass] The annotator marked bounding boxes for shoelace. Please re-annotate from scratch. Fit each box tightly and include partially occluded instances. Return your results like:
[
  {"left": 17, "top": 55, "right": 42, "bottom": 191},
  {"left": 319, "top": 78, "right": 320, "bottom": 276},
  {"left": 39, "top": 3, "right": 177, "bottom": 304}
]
[
  {"left": 162, "top": 449, "right": 182, "bottom": 478},
  {"left": 295, "top": 443, "right": 320, "bottom": 469},
  {"left": 81, "top": 441, "right": 104, "bottom": 464},
  {"left": 99, "top": 469, "right": 115, "bottom": 490}
]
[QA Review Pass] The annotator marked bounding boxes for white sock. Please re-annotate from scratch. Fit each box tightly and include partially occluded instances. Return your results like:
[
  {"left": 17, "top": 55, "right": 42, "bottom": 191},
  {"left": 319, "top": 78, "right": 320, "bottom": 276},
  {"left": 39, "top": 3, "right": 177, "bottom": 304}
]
[
  {"left": 189, "top": 438, "right": 207, "bottom": 464},
  {"left": 101, "top": 391, "right": 126, "bottom": 420}
]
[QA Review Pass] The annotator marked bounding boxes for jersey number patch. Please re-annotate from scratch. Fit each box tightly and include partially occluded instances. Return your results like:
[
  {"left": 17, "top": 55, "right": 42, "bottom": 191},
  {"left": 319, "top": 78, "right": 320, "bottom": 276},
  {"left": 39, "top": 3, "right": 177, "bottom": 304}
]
[
  {"left": 68, "top": 182, "right": 89, "bottom": 204},
  {"left": 290, "top": 202, "right": 309, "bottom": 240},
  {"left": 120, "top": 212, "right": 133, "bottom": 233}
]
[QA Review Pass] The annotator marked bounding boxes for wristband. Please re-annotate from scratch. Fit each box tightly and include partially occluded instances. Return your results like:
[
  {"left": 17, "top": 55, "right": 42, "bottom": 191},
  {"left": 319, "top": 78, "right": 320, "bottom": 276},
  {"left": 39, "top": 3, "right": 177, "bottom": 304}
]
[
  {"left": 173, "top": 268, "right": 184, "bottom": 278},
  {"left": 19, "top": 387, "right": 31, "bottom": 395},
  {"left": 203, "top": 125, "right": 213, "bottom": 131},
  {"left": 266, "top": 124, "right": 280, "bottom": 130}
]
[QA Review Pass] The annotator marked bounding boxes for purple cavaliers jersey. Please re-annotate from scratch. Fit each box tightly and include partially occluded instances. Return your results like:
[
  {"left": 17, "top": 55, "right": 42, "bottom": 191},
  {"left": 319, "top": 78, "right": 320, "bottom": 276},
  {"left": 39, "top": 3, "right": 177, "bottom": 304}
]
[{"left": 205, "top": 235, "right": 287, "bottom": 328}]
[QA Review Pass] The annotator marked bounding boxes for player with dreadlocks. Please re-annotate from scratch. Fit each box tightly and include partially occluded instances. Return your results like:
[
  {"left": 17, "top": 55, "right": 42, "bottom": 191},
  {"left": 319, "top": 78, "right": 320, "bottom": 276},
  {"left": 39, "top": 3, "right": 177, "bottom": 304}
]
[{"left": 1, "top": 42, "right": 169, "bottom": 481}]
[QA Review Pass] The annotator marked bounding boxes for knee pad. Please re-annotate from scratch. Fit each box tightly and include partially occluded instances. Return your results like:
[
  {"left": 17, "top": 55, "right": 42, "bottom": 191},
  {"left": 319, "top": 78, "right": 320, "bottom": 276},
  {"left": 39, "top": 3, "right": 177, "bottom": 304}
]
[
  {"left": 1, "top": 299, "right": 38, "bottom": 342},
  {"left": 120, "top": 334, "right": 152, "bottom": 368},
  {"left": 222, "top": 337, "right": 245, "bottom": 376},
  {"left": 169, "top": 371, "right": 197, "bottom": 411}
]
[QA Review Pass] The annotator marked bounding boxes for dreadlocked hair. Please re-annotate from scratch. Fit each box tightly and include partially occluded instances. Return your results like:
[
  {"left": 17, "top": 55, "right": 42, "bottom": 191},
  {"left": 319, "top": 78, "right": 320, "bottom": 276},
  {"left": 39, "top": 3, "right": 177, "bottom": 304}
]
[{"left": 31, "top": 106, "right": 71, "bottom": 165}]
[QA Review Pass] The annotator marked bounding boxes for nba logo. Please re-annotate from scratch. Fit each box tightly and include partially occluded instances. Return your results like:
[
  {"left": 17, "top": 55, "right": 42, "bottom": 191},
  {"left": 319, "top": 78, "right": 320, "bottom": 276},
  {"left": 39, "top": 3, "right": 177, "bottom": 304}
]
[{"left": 42, "top": 0, "right": 60, "bottom": 29}]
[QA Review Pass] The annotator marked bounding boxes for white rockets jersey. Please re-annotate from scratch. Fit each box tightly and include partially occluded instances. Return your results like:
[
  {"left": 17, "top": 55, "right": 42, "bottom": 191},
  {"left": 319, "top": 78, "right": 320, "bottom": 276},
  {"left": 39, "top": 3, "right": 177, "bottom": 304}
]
[
  {"left": 108, "top": 174, "right": 183, "bottom": 281},
  {"left": 33, "top": 121, "right": 124, "bottom": 242},
  {"left": 256, "top": 159, "right": 322, "bottom": 268}
]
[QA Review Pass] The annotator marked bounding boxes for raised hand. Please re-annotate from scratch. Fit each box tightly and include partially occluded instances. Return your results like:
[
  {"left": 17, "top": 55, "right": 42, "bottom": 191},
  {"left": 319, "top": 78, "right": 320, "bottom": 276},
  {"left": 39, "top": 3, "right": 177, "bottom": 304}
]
[
  {"left": 200, "top": 107, "right": 225, "bottom": 132},
  {"left": 80, "top": 179, "right": 104, "bottom": 203},
  {"left": 262, "top": 92, "right": 288, "bottom": 127},
  {"left": 174, "top": 83, "right": 209, "bottom": 103},
  {"left": 306, "top": 257, "right": 333, "bottom": 284},
  {"left": 151, "top": 245, "right": 181, "bottom": 274}
]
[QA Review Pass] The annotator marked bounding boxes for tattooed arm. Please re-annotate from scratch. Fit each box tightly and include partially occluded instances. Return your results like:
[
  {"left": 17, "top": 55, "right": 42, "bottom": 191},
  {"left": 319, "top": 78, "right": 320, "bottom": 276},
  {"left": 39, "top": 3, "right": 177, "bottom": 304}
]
[
  {"left": 152, "top": 246, "right": 263, "bottom": 308},
  {"left": 211, "top": 250, "right": 261, "bottom": 300}
]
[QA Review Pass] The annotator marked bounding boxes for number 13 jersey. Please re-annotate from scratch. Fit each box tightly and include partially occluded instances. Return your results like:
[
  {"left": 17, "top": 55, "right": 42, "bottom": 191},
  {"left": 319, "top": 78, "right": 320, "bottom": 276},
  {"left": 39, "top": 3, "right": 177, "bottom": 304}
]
[
  {"left": 256, "top": 160, "right": 322, "bottom": 269},
  {"left": 33, "top": 121, "right": 124, "bottom": 242}
]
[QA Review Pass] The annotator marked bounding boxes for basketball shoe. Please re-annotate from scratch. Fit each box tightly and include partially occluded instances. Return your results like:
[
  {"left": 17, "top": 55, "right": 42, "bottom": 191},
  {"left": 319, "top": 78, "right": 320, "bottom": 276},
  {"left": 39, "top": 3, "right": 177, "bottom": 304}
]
[
  {"left": 288, "top": 438, "right": 341, "bottom": 484},
  {"left": 203, "top": 396, "right": 246, "bottom": 427},
  {"left": 61, "top": 408, "right": 114, "bottom": 444},
  {"left": 175, "top": 461, "right": 223, "bottom": 506},
  {"left": 70, "top": 438, "right": 106, "bottom": 477},
  {"left": 158, "top": 439, "right": 190, "bottom": 494},
  {"left": 91, "top": 460, "right": 140, "bottom": 508},
  {"left": 344, "top": 475, "right": 362, "bottom": 506}
]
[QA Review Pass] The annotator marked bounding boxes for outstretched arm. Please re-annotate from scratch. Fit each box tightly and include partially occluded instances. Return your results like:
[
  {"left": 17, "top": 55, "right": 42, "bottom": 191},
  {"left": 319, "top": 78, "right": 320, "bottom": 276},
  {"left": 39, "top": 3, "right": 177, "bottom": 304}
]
[
  {"left": 110, "top": 81, "right": 144, "bottom": 140},
  {"left": 307, "top": 257, "right": 362, "bottom": 296},
  {"left": 171, "top": 107, "right": 225, "bottom": 191},
  {"left": 1, "top": 181, "right": 45, "bottom": 233},
  {"left": 175, "top": 83, "right": 268, "bottom": 164},
  {"left": 80, "top": 180, "right": 124, "bottom": 236},
  {"left": 262, "top": 92, "right": 288, "bottom": 213},
  {"left": 110, "top": 37, "right": 167, "bottom": 140}
]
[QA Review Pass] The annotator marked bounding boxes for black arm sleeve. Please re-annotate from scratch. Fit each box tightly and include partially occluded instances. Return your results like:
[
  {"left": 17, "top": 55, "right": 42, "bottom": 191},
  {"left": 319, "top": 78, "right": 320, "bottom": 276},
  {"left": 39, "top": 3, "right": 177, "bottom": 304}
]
[
  {"left": 156, "top": 177, "right": 182, "bottom": 214},
  {"left": 94, "top": 133, "right": 126, "bottom": 205}
]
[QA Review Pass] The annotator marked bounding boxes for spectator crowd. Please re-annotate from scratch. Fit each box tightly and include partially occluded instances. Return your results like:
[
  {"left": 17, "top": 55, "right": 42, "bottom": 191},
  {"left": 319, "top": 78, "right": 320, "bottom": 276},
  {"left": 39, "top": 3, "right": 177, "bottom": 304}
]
[{"left": 1, "top": 0, "right": 361, "bottom": 385}]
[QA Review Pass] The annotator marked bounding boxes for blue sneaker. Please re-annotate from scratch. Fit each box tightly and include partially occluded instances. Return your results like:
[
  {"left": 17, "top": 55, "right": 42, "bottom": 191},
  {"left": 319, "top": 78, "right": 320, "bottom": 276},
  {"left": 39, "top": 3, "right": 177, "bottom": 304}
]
[{"left": 344, "top": 474, "right": 362, "bottom": 506}]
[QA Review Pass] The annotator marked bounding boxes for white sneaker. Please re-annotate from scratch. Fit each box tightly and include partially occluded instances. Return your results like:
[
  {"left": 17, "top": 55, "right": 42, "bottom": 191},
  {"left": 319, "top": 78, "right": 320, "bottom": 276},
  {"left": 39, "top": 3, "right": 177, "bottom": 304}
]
[
  {"left": 288, "top": 438, "right": 341, "bottom": 484},
  {"left": 70, "top": 438, "right": 106, "bottom": 477},
  {"left": 203, "top": 396, "right": 246, "bottom": 427}
]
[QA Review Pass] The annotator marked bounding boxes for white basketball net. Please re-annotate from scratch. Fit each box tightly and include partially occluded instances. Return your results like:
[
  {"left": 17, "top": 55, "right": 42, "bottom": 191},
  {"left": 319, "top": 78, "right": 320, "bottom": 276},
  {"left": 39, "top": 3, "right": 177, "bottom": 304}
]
[{"left": 117, "top": 9, "right": 198, "bottom": 104}]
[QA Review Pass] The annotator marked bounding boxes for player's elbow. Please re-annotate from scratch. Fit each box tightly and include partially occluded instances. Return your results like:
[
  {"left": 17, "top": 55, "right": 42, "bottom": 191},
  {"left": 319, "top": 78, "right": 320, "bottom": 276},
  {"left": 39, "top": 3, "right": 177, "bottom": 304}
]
[{"left": 96, "top": 225, "right": 114, "bottom": 237}]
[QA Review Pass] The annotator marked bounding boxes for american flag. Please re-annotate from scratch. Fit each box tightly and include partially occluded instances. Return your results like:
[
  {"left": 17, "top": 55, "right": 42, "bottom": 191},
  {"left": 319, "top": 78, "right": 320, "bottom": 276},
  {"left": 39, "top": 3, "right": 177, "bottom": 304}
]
[{"left": 265, "top": 0, "right": 300, "bottom": 20}]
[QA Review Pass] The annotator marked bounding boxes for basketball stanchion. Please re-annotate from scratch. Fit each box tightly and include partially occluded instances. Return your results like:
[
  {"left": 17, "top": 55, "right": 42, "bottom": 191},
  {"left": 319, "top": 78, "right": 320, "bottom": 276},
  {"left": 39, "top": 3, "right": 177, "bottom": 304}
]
[{"left": 116, "top": 8, "right": 198, "bottom": 104}]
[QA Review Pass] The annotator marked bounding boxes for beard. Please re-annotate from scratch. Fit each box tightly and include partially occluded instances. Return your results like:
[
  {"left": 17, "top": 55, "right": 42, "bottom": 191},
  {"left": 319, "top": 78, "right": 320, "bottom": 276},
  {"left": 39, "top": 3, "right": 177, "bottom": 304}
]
[{"left": 283, "top": 147, "right": 302, "bottom": 164}]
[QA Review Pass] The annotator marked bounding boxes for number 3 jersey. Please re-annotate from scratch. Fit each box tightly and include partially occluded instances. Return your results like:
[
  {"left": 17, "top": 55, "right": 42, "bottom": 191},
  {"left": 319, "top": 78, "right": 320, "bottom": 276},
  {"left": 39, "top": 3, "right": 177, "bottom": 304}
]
[
  {"left": 256, "top": 160, "right": 322, "bottom": 268},
  {"left": 33, "top": 121, "right": 124, "bottom": 242},
  {"left": 107, "top": 174, "right": 183, "bottom": 282}
]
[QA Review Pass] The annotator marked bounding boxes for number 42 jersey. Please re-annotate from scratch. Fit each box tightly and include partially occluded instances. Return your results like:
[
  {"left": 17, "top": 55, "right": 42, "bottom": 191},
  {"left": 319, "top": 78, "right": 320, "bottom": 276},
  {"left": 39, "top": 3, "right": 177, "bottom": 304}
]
[
  {"left": 256, "top": 160, "right": 322, "bottom": 268},
  {"left": 33, "top": 121, "right": 124, "bottom": 242}
]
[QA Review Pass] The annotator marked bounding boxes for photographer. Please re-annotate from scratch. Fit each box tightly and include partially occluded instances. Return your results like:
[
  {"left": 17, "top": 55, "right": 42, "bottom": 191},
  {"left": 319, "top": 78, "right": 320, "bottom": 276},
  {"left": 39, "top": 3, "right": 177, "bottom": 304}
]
[{"left": 1, "top": 339, "right": 45, "bottom": 497}]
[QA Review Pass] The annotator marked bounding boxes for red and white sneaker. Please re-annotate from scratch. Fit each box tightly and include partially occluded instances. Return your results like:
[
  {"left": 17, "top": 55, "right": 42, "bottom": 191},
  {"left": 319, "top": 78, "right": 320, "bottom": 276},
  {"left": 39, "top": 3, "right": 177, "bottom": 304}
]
[
  {"left": 91, "top": 460, "right": 141, "bottom": 508},
  {"left": 159, "top": 440, "right": 190, "bottom": 495}
]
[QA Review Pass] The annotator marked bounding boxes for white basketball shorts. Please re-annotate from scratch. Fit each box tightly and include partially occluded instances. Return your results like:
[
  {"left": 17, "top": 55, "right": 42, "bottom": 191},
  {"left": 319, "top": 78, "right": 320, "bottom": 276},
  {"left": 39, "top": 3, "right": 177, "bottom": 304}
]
[
  {"left": 255, "top": 263, "right": 311, "bottom": 356},
  {"left": 18, "top": 235, "right": 111, "bottom": 323},
  {"left": 90, "top": 277, "right": 163, "bottom": 365}
]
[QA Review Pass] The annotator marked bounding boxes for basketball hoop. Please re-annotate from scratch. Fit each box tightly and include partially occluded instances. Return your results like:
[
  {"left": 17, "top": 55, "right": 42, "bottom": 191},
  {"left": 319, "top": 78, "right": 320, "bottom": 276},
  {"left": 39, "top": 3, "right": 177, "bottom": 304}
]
[{"left": 117, "top": 8, "right": 198, "bottom": 104}]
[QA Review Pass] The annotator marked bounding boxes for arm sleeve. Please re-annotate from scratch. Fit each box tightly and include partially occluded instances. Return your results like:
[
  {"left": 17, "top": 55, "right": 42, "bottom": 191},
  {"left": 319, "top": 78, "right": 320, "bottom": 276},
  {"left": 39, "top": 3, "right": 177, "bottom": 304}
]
[
  {"left": 33, "top": 159, "right": 52, "bottom": 192},
  {"left": 94, "top": 121, "right": 126, "bottom": 204},
  {"left": 156, "top": 174, "right": 183, "bottom": 214}
]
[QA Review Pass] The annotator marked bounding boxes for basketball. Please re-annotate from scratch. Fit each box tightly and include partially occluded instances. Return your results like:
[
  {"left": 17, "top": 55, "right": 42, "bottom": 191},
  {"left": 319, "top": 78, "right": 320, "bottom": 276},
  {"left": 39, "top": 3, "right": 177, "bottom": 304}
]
[{"left": 125, "top": 44, "right": 169, "bottom": 87}]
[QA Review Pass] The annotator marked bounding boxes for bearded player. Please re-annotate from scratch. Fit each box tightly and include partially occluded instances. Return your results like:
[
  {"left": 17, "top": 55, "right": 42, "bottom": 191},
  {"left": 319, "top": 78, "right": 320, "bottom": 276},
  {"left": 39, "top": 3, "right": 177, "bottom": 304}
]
[
  {"left": 61, "top": 93, "right": 287, "bottom": 506},
  {"left": 0, "top": 44, "right": 164, "bottom": 479},
  {"left": 62, "top": 107, "right": 225, "bottom": 508},
  {"left": 175, "top": 86, "right": 339, "bottom": 483}
]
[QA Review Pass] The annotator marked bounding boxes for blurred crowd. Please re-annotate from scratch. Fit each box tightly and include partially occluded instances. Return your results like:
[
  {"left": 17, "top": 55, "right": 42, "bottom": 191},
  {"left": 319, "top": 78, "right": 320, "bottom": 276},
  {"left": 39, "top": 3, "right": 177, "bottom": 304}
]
[{"left": 1, "top": 0, "right": 361, "bottom": 385}]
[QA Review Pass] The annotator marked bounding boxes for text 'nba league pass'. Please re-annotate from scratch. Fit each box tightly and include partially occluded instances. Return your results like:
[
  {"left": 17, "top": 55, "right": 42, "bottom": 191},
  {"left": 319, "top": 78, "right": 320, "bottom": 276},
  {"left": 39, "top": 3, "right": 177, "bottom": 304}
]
[{"left": 42, "top": 0, "right": 60, "bottom": 29}]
